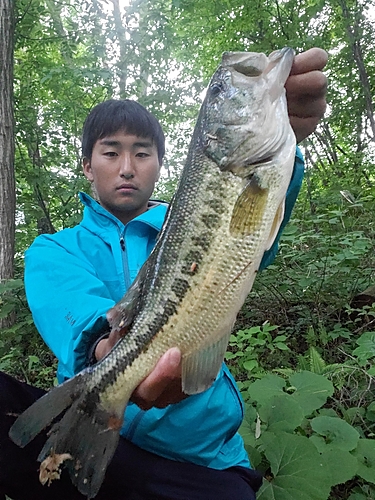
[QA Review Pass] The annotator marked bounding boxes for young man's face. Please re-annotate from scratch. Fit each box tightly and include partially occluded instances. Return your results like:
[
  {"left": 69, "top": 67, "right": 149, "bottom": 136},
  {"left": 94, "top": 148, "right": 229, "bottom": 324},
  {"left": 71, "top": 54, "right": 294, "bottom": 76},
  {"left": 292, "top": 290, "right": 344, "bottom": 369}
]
[{"left": 83, "top": 131, "right": 161, "bottom": 225}]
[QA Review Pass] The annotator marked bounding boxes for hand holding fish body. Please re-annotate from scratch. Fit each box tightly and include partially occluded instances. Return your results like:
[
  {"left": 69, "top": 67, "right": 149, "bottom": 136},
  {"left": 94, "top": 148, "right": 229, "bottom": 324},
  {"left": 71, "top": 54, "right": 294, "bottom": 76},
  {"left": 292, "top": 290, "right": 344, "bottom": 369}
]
[{"left": 10, "top": 48, "right": 296, "bottom": 498}]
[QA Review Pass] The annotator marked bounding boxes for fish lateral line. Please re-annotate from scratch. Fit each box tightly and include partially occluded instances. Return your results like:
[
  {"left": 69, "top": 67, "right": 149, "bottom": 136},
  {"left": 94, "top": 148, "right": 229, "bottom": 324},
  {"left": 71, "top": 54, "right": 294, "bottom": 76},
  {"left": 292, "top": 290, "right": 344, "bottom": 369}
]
[{"left": 217, "top": 259, "right": 255, "bottom": 296}]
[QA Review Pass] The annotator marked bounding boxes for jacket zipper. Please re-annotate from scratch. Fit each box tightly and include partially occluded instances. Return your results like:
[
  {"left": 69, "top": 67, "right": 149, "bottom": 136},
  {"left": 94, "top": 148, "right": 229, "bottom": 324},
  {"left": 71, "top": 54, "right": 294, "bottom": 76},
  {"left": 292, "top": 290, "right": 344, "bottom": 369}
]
[
  {"left": 120, "top": 236, "right": 125, "bottom": 251},
  {"left": 119, "top": 234, "right": 131, "bottom": 291}
]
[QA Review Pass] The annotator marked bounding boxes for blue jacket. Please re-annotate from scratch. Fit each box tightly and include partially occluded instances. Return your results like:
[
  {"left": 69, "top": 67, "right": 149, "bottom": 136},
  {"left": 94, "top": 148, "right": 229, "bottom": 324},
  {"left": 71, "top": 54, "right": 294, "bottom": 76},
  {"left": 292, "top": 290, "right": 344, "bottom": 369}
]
[{"left": 24, "top": 148, "right": 304, "bottom": 470}]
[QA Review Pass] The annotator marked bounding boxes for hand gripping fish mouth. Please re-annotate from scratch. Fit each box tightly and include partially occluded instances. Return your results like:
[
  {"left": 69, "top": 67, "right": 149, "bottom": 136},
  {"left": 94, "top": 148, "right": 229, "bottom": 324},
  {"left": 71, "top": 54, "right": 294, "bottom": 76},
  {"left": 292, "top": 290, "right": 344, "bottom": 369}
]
[{"left": 9, "top": 48, "right": 296, "bottom": 498}]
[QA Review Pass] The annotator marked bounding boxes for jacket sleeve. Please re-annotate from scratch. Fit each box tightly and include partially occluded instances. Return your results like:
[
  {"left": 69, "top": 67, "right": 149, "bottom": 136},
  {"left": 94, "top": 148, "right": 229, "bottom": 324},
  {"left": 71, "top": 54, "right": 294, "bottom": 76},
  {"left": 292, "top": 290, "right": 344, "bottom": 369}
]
[
  {"left": 259, "top": 146, "right": 304, "bottom": 271},
  {"left": 24, "top": 234, "right": 115, "bottom": 380}
]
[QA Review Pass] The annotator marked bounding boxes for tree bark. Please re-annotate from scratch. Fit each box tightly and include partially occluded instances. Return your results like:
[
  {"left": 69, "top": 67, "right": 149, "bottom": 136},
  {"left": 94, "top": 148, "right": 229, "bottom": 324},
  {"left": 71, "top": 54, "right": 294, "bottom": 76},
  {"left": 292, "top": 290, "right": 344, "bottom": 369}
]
[
  {"left": 111, "top": 0, "right": 129, "bottom": 98},
  {"left": 0, "top": 0, "right": 15, "bottom": 281},
  {"left": 338, "top": 0, "right": 375, "bottom": 141},
  {"left": 0, "top": 0, "right": 15, "bottom": 328}
]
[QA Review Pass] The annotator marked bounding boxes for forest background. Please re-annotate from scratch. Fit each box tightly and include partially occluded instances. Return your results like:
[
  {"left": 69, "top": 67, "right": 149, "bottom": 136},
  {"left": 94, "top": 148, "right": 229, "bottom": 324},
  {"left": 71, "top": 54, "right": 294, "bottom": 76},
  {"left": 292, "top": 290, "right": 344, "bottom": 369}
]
[{"left": 0, "top": 0, "right": 374, "bottom": 499}]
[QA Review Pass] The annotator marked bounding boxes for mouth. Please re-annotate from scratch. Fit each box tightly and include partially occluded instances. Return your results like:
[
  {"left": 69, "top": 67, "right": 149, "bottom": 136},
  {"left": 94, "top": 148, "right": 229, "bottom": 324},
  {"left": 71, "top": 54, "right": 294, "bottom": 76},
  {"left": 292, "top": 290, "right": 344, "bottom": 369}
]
[{"left": 116, "top": 184, "right": 138, "bottom": 191}]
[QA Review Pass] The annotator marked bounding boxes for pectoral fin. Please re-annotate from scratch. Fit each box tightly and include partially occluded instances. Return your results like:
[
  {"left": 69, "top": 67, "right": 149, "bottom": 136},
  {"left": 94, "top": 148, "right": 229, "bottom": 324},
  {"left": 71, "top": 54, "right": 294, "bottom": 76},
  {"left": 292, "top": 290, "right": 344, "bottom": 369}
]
[
  {"left": 182, "top": 334, "right": 230, "bottom": 395},
  {"left": 230, "top": 175, "right": 269, "bottom": 237}
]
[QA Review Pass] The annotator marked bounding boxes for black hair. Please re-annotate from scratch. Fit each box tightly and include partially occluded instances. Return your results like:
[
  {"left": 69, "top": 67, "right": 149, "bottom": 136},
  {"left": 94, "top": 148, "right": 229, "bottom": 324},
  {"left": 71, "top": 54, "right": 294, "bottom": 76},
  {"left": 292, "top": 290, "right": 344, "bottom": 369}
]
[{"left": 81, "top": 99, "right": 165, "bottom": 164}]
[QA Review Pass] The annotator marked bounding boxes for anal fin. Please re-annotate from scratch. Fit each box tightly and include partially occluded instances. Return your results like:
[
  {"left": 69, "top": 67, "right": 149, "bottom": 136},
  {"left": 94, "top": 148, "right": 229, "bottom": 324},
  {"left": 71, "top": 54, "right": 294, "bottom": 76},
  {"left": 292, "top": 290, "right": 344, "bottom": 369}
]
[{"left": 182, "top": 334, "right": 230, "bottom": 395}]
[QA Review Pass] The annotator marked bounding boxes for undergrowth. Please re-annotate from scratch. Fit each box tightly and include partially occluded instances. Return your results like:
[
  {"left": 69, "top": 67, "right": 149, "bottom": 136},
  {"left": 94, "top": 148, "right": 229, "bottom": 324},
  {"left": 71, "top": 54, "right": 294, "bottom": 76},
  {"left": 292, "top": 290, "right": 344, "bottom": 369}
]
[{"left": 227, "top": 187, "right": 375, "bottom": 499}]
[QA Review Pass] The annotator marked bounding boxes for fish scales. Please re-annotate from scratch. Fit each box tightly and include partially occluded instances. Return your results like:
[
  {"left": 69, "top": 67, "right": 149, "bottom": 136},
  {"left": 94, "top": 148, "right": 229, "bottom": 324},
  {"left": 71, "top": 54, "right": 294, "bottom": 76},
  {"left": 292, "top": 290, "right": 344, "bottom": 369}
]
[
  {"left": 95, "top": 164, "right": 240, "bottom": 398},
  {"left": 9, "top": 47, "right": 297, "bottom": 498},
  {"left": 99, "top": 177, "right": 257, "bottom": 401}
]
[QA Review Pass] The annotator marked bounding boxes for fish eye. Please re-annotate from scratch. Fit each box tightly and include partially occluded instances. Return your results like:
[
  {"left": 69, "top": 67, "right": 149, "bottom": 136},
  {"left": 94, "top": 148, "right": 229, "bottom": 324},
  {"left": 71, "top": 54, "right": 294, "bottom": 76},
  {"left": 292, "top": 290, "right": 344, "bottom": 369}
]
[{"left": 210, "top": 82, "right": 224, "bottom": 97}]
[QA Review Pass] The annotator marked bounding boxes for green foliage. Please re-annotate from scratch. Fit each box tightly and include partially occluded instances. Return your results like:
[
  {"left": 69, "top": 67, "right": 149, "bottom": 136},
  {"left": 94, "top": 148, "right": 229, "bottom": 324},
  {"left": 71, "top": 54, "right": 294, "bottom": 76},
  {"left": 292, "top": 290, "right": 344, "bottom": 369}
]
[
  {"left": 5, "top": 1, "right": 375, "bottom": 499},
  {"left": 229, "top": 188, "right": 375, "bottom": 498},
  {"left": 0, "top": 279, "right": 56, "bottom": 388},
  {"left": 226, "top": 323, "right": 290, "bottom": 385},
  {"left": 258, "top": 434, "right": 331, "bottom": 500},
  {"left": 239, "top": 371, "right": 375, "bottom": 500},
  {"left": 353, "top": 332, "right": 375, "bottom": 368}
]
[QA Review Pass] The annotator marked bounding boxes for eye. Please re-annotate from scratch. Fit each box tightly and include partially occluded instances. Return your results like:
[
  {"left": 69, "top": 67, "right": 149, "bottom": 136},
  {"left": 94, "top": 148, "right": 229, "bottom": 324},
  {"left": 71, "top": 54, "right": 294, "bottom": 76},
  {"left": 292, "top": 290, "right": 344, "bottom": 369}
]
[
  {"left": 104, "top": 151, "right": 117, "bottom": 157},
  {"left": 210, "top": 82, "right": 224, "bottom": 98}
]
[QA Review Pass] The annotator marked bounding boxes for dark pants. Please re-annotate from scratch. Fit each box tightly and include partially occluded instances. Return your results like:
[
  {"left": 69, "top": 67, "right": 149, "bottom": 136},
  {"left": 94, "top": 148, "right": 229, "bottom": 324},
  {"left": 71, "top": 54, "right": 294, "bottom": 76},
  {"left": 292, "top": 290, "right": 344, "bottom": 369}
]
[{"left": 0, "top": 372, "right": 262, "bottom": 500}]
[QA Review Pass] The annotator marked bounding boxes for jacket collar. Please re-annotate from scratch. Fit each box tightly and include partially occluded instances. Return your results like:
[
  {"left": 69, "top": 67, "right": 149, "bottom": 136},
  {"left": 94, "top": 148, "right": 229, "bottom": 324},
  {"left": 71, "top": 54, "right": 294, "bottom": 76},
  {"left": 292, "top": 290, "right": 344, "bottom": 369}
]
[{"left": 79, "top": 192, "right": 168, "bottom": 234}]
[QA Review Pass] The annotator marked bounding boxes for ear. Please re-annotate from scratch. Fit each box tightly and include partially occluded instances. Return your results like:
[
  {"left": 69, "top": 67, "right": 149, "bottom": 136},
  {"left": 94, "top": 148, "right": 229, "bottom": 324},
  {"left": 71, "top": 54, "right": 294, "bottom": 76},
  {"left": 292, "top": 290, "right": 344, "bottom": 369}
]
[{"left": 83, "top": 157, "right": 94, "bottom": 182}]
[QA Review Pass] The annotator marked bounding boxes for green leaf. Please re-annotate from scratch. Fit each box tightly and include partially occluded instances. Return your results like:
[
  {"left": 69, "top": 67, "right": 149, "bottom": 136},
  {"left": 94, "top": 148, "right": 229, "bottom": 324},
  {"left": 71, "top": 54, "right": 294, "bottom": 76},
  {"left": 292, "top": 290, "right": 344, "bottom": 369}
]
[
  {"left": 247, "top": 375, "right": 286, "bottom": 406},
  {"left": 245, "top": 444, "right": 263, "bottom": 469},
  {"left": 289, "top": 372, "right": 334, "bottom": 416},
  {"left": 0, "top": 303, "right": 15, "bottom": 319},
  {"left": 311, "top": 416, "right": 360, "bottom": 452},
  {"left": 274, "top": 342, "right": 290, "bottom": 351},
  {"left": 320, "top": 449, "right": 358, "bottom": 485},
  {"left": 348, "top": 493, "right": 368, "bottom": 500},
  {"left": 366, "top": 402, "right": 375, "bottom": 423},
  {"left": 258, "top": 433, "right": 332, "bottom": 500},
  {"left": 262, "top": 324, "right": 279, "bottom": 332},
  {"left": 351, "top": 439, "right": 375, "bottom": 484},
  {"left": 309, "top": 435, "right": 327, "bottom": 454},
  {"left": 353, "top": 332, "right": 375, "bottom": 362},
  {"left": 258, "top": 395, "right": 304, "bottom": 433},
  {"left": 309, "top": 346, "right": 326, "bottom": 374},
  {"left": 28, "top": 355, "right": 40, "bottom": 371},
  {"left": 239, "top": 420, "right": 256, "bottom": 448},
  {"left": 0, "top": 279, "right": 24, "bottom": 294},
  {"left": 239, "top": 404, "right": 258, "bottom": 447},
  {"left": 243, "top": 359, "right": 258, "bottom": 371}
]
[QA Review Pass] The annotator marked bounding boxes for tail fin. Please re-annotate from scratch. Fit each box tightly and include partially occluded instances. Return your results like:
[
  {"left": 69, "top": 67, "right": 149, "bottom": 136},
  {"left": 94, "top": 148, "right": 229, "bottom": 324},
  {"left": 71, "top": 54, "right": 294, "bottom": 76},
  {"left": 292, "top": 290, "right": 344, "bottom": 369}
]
[
  {"left": 9, "top": 372, "right": 88, "bottom": 447},
  {"left": 9, "top": 370, "right": 125, "bottom": 498}
]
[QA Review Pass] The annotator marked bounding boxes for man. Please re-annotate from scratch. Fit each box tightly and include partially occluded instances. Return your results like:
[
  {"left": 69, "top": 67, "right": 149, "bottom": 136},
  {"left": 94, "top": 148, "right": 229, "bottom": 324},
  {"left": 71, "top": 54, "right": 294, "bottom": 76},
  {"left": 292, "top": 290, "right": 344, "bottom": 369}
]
[{"left": 0, "top": 48, "right": 328, "bottom": 500}]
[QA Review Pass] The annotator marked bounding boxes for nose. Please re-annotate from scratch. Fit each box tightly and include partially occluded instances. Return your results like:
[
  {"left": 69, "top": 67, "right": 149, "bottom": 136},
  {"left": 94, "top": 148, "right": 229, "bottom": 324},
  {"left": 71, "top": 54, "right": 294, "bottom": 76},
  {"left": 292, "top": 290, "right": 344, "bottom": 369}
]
[{"left": 119, "top": 153, "right": 134, "bottom": 179}]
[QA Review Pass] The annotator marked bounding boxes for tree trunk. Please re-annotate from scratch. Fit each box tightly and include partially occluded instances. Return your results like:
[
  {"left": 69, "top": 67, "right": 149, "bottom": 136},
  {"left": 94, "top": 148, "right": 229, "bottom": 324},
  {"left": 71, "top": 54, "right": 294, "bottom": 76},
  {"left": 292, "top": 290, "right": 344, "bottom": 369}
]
[
  {"left": 0, "top": 0, "right": 15, "bottom": 326},
  {"left": 338, "top": 0, "right": 375, "bottom": 141},
  {"left": 111, "top": 0, "right": 129, "bottom": 98}
]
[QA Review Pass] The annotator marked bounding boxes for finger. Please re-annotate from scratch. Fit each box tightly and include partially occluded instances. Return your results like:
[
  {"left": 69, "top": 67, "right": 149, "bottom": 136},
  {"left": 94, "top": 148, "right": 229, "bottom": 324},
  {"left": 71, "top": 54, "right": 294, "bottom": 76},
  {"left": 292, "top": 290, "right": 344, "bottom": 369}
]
[
  {"left": 106, "top": 329, "right": 124, "bottom": 351},
  {"left": 95, "top": 326, "right": 129, "bottom": 361},
  {"left": 289, "top": 115, "right": 321, "bottom": 143},
  {"left": 95, "top": 337, "right": 115, "bottom": 361},
  {"left": 287, "top": 95, "right": 327, "bottom": 121},
  {"left": 131, "top": 348, "right": 182, "bottom": 408},
  {"left": 285, "top": 70, "right": 328, "bottom": 98},
  {"left": 290, "top": 48, "right": 328, "bottom": 75},
  {"left": 150, "top": 380, "right": 188, "bottom": 409}
]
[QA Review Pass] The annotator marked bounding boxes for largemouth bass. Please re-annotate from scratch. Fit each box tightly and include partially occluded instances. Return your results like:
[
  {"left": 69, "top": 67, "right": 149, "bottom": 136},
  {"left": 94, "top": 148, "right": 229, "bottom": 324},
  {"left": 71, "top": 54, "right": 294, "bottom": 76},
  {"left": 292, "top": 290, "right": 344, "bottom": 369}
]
[{"left": 10, "top": 47, "right": 296, "bottom": 498}]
